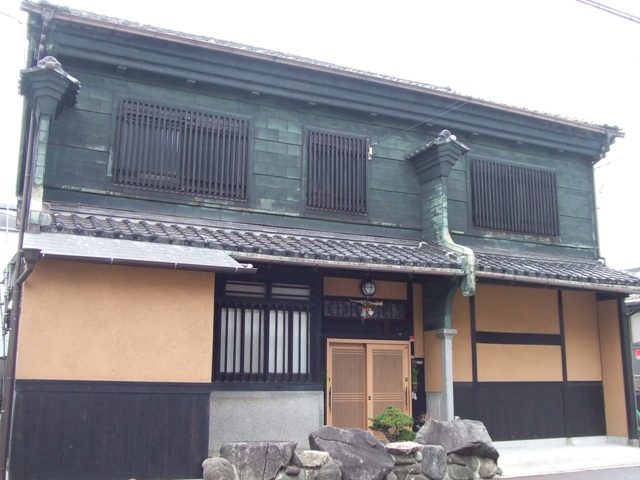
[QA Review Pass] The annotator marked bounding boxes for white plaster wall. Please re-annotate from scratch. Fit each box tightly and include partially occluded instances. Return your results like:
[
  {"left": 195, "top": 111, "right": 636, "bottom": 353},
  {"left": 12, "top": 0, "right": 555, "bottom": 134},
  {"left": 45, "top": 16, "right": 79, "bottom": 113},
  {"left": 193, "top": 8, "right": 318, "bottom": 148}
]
[{"left": 630, "top": 311, "right": 640, "bottom": 344}]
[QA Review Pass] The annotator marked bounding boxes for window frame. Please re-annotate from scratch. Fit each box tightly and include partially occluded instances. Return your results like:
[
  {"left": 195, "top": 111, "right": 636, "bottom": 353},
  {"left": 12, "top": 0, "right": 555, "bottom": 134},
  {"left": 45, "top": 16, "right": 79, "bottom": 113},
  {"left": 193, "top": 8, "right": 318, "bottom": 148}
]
[
  {"left": 305, "top": 127, "right": 370, "bottom": 215},
  {"left": 112, "top": 98, "right": 251, "bottom": 201},
  {"left": 213, "top": 276, "right": 320, "bottom": 385},
  {"left": 470, "top": 157, "right": 560, "bottom": 238}
]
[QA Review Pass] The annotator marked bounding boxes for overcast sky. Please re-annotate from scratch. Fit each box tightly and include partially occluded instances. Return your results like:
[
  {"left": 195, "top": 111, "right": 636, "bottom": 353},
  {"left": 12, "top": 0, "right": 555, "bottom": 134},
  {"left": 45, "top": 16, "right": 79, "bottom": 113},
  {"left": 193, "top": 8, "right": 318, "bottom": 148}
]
[{"left": 0, "top": 0, "right": 638, "bottom": 268}]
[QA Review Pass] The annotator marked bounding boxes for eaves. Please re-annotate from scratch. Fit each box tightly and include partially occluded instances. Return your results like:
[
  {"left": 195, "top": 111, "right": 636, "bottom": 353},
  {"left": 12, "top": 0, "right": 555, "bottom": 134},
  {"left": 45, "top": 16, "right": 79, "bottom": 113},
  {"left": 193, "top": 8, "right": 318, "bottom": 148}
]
[{"left": 21, "top": 1, "right": 621, "bottom": 159}]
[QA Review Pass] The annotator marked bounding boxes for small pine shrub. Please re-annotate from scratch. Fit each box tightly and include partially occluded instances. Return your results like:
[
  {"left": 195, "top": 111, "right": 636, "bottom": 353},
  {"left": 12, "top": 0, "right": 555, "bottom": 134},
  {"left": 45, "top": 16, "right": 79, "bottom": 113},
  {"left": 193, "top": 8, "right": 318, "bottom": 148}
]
[{"left": 369, "top": 405, "right": 416, "bottom": 442}]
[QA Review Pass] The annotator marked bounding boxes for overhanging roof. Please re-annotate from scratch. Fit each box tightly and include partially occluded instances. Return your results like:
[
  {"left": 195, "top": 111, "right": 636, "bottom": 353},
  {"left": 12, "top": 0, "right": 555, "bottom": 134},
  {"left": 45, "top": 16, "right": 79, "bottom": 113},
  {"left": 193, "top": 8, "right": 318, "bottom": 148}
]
[
  {"left": 475, "top": 251, "right": 640, "bottom": 295},
  {"left": 23, "top": 232, "right": 255, "bottom": 274},
  {"left": 44, "top": 211, "right": 464, "bottom": 277},
  {"left": 36, "top": 208, "right": 640, "bottom": 294}
]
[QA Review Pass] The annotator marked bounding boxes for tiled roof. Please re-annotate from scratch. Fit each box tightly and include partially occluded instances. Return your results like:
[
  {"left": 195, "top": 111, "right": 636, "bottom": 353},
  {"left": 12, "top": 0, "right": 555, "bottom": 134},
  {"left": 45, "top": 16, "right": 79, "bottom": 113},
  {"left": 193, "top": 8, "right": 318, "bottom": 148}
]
[
  {"left": 476, "top": 252, "right": 640, "bottom": 290},
  {"left": 47, "top": 212, "right": 463, "bottom": 274},
  {"left": 38, "top": 210, "right": 640, "bottom": 293}
]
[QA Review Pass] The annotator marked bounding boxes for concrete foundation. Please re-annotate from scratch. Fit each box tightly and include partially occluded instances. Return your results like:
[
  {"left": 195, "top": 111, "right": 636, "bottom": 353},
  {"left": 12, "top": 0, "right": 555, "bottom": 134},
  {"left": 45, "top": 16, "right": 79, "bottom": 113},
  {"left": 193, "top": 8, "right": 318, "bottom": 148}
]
[{"left": 208, "top": 390, "right": 324, "bottom": 455}]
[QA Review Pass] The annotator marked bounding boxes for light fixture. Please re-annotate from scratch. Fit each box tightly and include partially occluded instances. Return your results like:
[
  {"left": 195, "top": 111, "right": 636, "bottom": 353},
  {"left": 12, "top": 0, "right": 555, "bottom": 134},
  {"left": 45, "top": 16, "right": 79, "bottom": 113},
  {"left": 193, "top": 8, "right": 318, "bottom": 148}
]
[{"left": 361, "top": 279, "right": 376, "bottom": 297}]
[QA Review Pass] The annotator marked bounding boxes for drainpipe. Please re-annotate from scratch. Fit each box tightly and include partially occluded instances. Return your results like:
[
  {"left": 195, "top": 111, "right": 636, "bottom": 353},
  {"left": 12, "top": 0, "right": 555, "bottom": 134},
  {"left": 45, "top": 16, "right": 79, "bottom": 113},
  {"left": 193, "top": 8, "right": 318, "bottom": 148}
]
[
  {"left": 0, "top": 104, "right": 36, "bottom": 480},
  {"left": 407, "top": 130, "right": 474, "bottom": 422},
  {"left": 0, "top": 54, "right": 79, "bottom": 479},
  {"left": 407, "top": 129, "right": 475, "bottom": 296}
]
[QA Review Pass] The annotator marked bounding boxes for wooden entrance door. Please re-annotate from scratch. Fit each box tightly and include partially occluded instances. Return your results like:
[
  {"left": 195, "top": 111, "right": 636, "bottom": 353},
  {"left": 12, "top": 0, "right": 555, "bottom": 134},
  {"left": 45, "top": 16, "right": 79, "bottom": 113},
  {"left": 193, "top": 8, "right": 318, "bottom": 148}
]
[{"left": 326, "top": 339, "right": 411, "bottom": 431}]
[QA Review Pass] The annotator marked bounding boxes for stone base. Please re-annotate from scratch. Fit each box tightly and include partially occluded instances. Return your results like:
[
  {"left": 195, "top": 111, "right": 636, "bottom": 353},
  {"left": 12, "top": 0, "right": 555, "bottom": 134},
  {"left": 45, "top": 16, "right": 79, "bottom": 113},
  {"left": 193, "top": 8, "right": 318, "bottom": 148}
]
[{"left": 208, "top": 390, "right": 324, "bottom": 455}]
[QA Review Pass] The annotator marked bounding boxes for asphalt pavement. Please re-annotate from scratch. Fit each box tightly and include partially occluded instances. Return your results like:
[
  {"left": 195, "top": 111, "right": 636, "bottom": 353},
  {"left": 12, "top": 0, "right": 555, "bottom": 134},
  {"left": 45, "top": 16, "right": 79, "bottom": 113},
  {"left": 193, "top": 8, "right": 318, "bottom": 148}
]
[
  {"left": 495, "top": 439, "right": 640, "bottom": 478},
  {"left": 517, "top": 466, "right": 640, "bottom": 479}
]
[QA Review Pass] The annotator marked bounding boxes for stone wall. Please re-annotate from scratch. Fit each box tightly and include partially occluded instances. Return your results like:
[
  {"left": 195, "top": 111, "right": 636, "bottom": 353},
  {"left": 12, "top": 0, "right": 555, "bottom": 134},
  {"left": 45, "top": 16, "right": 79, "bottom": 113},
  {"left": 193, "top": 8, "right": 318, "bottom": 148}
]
[{"left": 203, "top": 421, "right": 501, "bottom": 480}]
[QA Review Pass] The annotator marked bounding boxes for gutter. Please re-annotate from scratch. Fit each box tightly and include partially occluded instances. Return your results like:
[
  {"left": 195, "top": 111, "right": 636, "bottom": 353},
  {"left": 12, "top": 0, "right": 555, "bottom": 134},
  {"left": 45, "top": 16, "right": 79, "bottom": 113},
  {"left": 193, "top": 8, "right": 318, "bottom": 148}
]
[
  {"left": 476, "top": 271, "right": 640, "bottom": 295},
  {"left": 33, "top": 252, "right": 257, "bottom": 274},
  {"left": 230, "top": 252, "right": 465, "bottom": 277}
]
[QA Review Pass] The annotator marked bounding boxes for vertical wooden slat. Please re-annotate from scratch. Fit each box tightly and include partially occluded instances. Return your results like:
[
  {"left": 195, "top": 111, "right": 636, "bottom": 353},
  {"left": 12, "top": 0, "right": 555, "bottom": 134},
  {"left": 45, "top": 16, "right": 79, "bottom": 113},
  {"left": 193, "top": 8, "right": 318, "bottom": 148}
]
[
  {"left": 307, "top": 131, "right": 367, "bottom": 213},
  {"left": 472, "top": 159, "right": 558, "bottom": 236},
  {"left": 114, "top": 101, "right": 247, "bottom": 199}
]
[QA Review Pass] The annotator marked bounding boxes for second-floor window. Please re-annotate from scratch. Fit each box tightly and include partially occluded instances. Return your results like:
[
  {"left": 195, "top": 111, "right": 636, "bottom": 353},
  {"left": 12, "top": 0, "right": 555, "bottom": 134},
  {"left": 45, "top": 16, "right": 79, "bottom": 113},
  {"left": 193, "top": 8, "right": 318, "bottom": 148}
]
[
  {"left": 471, "top": 158, "right": 559, "bottom": 236},
  {"left": 113, "top": 100, "right": 249, "bottom": 200},
  {"left": 307, "top": 130, "right": 368, "bottom": 214}
]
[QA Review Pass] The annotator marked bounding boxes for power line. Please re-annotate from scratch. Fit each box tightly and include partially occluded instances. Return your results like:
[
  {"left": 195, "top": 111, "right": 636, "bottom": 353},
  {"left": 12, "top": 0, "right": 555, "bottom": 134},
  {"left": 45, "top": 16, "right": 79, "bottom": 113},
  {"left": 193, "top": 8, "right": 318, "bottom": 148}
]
[
  {"left": 371, "top": 97, "right": 473, "bottom": 148},
  {"left": 0, "top": 10, "right": 23, "bottom": 25},
  {"left": 575, "top": 0, "right": 640, "bottom": 24}
]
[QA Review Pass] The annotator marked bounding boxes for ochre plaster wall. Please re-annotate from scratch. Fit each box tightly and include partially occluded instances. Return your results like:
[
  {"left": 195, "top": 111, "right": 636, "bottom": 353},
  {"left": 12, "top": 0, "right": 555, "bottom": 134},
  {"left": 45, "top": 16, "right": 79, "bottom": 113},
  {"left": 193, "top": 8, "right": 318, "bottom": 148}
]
[
  {"left": 563, "top": 291, "right": 602, "bottom": 381},
  {"left": 424, "top": 330, "right": 442, "bottom": 392},
  {"left": 17, "top": 259, "right": 215, "bottom": 382},
  {"left": 477, "top": 344, "right": 563, "bottom": 382},
  {"left": 475, "top": 284, "right": 559, "bottom": 334},
  {"left": 451, "top": 290, "right": 472, "bottom": 382},
  {"left": 597, "top": 299, "right": 628, "bottom": 437}
]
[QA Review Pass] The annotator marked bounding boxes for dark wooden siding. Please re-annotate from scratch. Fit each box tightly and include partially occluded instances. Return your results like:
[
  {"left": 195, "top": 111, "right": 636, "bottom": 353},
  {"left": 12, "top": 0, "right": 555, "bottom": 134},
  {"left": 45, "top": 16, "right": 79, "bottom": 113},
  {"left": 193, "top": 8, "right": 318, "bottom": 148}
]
[
  {"left": 454, "top": 381, "right": 605, "bottom": 441},
  {"left": 10, "top": 380, "right": 210, "bottom": 480}
]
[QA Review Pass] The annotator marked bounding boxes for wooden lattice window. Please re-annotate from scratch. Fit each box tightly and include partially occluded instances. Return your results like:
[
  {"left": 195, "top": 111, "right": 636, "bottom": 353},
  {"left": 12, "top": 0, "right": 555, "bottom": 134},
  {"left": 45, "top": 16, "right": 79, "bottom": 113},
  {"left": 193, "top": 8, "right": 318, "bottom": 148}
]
[
  {"left": 471, "top": 158, "right": 559, "bottom": 236},
  {"left": 307, "top": 131, "right": 368, "bottom": 214},
  {"left": 215, "top": 280, "right": 315, "bottom": 383},
  {"left": 113, "top": 100, "right": 249, "bottom": 199}
]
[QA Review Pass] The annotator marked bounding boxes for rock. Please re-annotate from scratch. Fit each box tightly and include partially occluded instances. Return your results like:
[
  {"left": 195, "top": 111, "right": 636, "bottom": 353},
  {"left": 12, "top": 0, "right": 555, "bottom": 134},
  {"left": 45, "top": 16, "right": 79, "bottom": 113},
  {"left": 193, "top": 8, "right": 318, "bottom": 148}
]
[
  {"left": 219, "top": 441, "right": 296, "bottom": 480},
  {"left": 464, "top": 456, "right": 478, "bottom": 471},
  {"left": 393, "top": 462, "right": 422, "bottom": 478},
  {"left": 447, "top": 464, "right": 474, "bottom": 480},
  {"left": 416, "top": 420, "right": 499, "bottom": 462},
  {"left": 306, "top": 457, "right": 342, "bottom": 480},
  {"left": 421, "top": 445, "right": 446, "bottom": 480},
  {"left": 386, "top": 441, "right": 424, "bottom": 455},
  {"left": 297, "top": 450, "right": 330, "bottom": 468},
  {"left": 286, "top": 465, "right": 301, "bottom": 475},
  {"left": 415, "top": 450, "right": 423, "bottom": 462},
  {"left": 477, "top": 458, "right": 499, "bottom": 479},
  {"left": 202, "top": 457, "right": 236, "bottom": 480},
  {"left": 385, "top": 473, "right": 398, "bottom": 480},
  {"left": 392, "top": 453, "right": 418, "bottom": 466},
  {"left": 446, "top": 454, "right": 466, "bottom": 466},
  {"left": 310, "top": 426, "right": 394, "bottom": 480}
]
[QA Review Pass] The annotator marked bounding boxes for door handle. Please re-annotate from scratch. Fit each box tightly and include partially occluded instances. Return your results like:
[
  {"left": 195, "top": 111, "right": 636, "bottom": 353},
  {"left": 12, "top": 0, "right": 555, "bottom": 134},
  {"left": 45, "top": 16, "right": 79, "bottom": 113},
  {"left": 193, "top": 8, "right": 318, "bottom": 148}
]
[
  {"left": 329, "top": 387, "right": 332, "bottom": 410},
  {"left": 405, "top": 387, "right": 408, "bottom": 408}
]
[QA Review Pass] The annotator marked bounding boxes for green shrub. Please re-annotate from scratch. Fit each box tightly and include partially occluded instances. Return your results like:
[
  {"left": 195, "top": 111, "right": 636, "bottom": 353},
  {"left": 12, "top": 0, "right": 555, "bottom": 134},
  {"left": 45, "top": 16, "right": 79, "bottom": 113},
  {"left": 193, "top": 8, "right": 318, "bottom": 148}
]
[{"left": 369, "top": 405, "right": 416, "bottom": 442}]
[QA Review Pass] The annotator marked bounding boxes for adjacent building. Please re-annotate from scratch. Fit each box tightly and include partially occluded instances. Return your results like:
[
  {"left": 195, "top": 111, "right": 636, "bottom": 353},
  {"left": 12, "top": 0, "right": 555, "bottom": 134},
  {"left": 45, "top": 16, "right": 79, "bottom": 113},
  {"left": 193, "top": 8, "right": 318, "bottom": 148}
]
[{"left": 2, "top": 1, "right": 640, "bottom": 479}]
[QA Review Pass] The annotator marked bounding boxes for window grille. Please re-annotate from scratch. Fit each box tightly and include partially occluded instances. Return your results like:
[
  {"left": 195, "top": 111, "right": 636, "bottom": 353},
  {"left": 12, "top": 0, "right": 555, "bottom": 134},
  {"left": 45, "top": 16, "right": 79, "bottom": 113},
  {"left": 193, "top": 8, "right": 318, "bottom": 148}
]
[
  {"left": 215, "top": 280, "right": 314, "bottom": 383},
  {"left": 307, "top": 131, "right": 368, "bottom": 214},
  {"left": 113, "top": 100, "right": 249, "bottom": 199},
  {"left": 471, "top": 158, "right": 559, "bottom": 236}
]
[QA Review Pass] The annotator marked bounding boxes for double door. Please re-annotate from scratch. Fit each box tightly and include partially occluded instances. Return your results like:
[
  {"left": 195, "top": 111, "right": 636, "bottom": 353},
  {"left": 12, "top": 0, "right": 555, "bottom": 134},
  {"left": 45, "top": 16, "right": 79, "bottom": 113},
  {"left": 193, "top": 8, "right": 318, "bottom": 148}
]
[{"left": 326, "top": 339, "right": 411, "bottom": 431}]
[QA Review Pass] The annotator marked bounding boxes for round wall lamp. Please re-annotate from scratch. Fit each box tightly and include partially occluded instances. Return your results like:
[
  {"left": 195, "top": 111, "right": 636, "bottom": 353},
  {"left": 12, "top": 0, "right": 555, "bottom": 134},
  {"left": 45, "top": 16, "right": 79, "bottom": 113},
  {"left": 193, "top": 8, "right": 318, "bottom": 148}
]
[{"left": 361, "top": 279, "right": 376, "bottom": 297}]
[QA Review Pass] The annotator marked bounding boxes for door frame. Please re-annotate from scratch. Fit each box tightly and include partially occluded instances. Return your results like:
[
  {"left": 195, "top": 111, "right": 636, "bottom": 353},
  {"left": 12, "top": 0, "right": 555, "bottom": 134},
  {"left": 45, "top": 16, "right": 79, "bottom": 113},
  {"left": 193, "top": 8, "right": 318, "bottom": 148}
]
[{"left": 326, "top": 338, "right": 412, "bottom": 431}]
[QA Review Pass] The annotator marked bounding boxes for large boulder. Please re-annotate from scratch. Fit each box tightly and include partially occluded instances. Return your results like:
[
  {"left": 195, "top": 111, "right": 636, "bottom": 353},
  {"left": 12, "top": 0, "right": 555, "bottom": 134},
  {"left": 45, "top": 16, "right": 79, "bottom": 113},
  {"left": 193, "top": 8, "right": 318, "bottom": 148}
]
[
  {"left": 416, "top": 420, "right": 498, "bottom": 462},
  {"left": 309, "top": 426, "right": 394, "bottom": 480},
  {"left": 219, "top": 441, "right": 297, "bottom": 480}
]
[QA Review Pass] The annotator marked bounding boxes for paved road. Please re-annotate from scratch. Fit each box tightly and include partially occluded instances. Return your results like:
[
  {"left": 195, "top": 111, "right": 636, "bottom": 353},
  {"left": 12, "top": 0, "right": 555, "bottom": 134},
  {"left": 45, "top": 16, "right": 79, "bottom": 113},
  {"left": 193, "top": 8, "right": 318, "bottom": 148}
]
[{"left": 518, "top": 466, "right": 640, "bottom": 479}]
